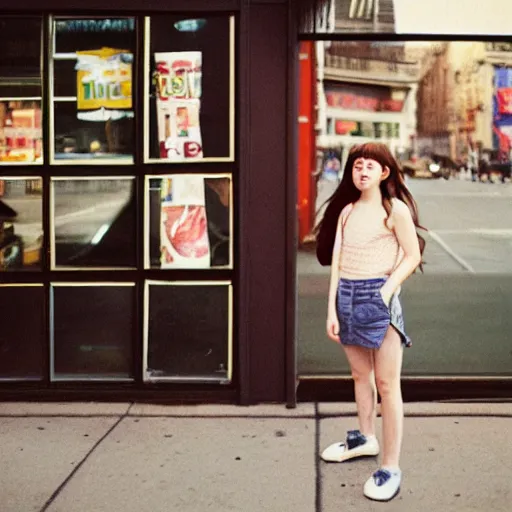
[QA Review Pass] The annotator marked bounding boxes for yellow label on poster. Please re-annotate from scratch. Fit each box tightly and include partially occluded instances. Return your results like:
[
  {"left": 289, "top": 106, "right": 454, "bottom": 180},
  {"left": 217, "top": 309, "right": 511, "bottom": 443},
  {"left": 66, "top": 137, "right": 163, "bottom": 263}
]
[{"left": 76, "top": 47, "right": 132, "bottom": 111}]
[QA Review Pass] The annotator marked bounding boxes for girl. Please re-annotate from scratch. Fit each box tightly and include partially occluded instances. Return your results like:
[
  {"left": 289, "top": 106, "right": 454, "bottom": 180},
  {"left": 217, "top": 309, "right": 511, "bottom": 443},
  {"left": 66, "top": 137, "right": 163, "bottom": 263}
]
[{"left": 315, "top": 142, "right": 425, "bottom": 502}]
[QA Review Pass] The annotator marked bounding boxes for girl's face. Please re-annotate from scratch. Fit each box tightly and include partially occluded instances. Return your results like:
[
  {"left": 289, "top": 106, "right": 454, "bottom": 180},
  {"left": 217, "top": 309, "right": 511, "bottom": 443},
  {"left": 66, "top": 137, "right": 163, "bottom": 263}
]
[{"left": 352, "top": 157, "right": 389, "bottom": 191}]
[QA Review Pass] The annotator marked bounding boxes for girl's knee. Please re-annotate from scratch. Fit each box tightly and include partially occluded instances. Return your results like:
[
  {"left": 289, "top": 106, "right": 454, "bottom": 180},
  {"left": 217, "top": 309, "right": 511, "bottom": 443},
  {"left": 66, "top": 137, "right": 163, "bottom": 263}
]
[
  {"left": 351, "top": 368, "right": 374, "bottom": 385},
  {"left": 375, "top": 375, "right": 401, "bottom": 397}
]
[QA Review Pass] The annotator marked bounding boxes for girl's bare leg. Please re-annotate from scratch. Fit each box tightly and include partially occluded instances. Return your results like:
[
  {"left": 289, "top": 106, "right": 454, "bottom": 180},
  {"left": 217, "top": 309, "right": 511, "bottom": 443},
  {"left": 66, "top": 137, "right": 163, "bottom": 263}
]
[
  {"left": 342, "top": 345, "right": 377, "bottom": 437},
  {"left": 373, "top": 326, "right": 404, "bottom": 468}
]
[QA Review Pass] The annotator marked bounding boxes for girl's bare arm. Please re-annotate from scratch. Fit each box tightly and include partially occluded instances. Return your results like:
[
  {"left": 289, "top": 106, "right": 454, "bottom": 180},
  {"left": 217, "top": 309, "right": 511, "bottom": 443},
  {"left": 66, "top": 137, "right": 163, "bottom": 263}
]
[
  {"left": 381, "top": 199, "right": 422, "bottom": 301},
  {"left": 327, "top": 213, "right": 344, "bottom": 319}
]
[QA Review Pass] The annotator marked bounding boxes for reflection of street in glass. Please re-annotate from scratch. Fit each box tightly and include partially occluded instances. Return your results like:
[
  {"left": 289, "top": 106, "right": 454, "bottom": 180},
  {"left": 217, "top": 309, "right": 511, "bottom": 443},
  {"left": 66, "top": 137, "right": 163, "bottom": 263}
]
[
  {"left": 298, "top": 177, "right": 512, "bottom": 376},
  {"left": 53, "top": 180, "right": 133, "bottom": 266},
  {"left": 0, "top": 179, "right": 43, "bottom": 270}
]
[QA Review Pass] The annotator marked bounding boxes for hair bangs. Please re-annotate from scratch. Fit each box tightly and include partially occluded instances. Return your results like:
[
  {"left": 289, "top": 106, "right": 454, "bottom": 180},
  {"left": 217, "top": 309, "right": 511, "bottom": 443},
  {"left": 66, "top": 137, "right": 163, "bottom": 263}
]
[{"left": 349, "top": 142, "right": 396, "bottom": 168}]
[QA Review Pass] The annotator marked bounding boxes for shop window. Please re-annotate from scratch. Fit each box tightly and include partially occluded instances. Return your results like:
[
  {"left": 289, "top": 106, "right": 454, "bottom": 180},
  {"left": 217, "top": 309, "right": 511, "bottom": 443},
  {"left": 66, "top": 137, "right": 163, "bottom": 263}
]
[
  {"left": 0, "top": 285, "right": 44, "bottom": 380},
  {"left": 50, "top": 177, "right": 136, "bottom": 270},
  {"left": 0, "top": 177, "right": 43, "bottom": 271},
  {"left": 0, "top": 17, "right": 43, "bottom": 165},
  {"left": 145, "top": 174, "right": 232, "bottom": 269},
  {"left": 50, "top": 17, "right": 136, "bottom": 164},
  {"left": 144, "top": 281, "right": 232, "bottom": 382},
  {"left": 50, "top": 283, "right": 135, "bottom": 380},
  {"left": 144, "top": 15, "right": 235, "bottom": 163}
]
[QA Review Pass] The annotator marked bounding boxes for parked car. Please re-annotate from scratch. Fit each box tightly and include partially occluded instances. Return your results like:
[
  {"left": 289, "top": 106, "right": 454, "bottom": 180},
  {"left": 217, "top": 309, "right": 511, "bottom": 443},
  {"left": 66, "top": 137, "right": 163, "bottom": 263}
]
[
  {"left": 400, "top": 153, "right": 457, "bottom": 180},
  {"left": 478, "top": 151, "right": 511, "bottom": 183}
]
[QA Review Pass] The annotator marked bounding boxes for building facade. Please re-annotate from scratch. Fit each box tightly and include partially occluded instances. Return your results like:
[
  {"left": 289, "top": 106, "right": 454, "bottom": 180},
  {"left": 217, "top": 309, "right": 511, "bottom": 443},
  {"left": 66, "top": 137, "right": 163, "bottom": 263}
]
[
  {"left": 0, "top": 0, "right": 299, "bottom": 405},
  {"left": 1, "top": 0, "right": 511, "bottom": 405},
  {"left": 317, "top": 42, "right": 421, "bottom": 168}
]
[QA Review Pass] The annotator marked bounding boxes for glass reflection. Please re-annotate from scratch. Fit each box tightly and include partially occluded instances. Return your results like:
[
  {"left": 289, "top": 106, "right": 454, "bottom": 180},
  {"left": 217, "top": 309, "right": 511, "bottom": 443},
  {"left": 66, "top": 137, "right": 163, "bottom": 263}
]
[
  {"left": 297, "top": 40, "right": 512, "bottom": 377},
  {"left": 52, "top": 178, "right": 135, "bottom": 268},
  {"left": 145, "top": 281, "right": 231, "bottom": 382},
  {"left": 0, "top": 178, "right": 43, "bottom": 271}
]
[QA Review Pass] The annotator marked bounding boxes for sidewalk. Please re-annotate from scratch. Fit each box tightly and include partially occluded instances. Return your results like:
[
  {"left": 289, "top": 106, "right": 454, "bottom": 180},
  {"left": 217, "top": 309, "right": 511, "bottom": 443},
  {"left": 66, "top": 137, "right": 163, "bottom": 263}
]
[{"left": 1, "top": 401, "right": 511, "bottom": 512}]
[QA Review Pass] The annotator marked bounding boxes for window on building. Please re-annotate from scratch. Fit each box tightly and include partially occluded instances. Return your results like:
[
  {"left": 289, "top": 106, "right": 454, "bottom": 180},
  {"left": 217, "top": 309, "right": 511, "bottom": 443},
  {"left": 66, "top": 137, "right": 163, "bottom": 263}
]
[
  {"left": 145, "top": 174, "right": 232, "bottom": 270},
  {"left": 144, "top": 15, "right": 235, "bottom": 163},
  {"left": 0, "top": 17, "right": 43, "bottom": 165},
  {"left": 51, "top": 177, "right": 136, "bottom": 269},
  {"left": 144, "top": 281, "right": 232, "bottom": 383},
  {"left": 0, "top": 177, "right": 43, "bottom": 271},
  {"left": 50, "top": 17, "right": 136, "bottom": 164}
]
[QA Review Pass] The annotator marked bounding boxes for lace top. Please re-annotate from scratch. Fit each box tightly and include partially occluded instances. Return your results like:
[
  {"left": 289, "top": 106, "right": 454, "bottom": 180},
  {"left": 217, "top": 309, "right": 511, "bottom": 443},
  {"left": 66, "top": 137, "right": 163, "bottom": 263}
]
[{"left": 338, "top": 202, "right": 403, "bottom": 279}]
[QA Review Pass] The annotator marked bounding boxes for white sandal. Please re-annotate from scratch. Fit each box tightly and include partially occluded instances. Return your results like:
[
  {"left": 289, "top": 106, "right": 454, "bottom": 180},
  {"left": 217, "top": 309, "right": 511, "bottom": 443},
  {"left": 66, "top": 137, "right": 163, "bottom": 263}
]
[
  {"left": 363, "top": 468, "right": 402, "bottom": 501},
  {"left": 321, "top": 429, "right": 380, "bottom": 462}
]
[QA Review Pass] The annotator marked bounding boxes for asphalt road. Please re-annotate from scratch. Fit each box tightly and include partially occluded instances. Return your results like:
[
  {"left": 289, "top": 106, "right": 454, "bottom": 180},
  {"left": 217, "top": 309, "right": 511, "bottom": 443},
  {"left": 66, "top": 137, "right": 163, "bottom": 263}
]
[
  {"left": 298, "top": 177, "right": 512, "bottom": 377},
  {"left": 5, "top": 188, "right": 131, "bottom": 254}
]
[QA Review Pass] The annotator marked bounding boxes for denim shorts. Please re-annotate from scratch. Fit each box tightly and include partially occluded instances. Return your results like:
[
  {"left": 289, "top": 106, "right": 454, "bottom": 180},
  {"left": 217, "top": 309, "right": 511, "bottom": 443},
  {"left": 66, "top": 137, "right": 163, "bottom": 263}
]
[{"left": 336, "top": 277, "right": 411, "bottom": 349}]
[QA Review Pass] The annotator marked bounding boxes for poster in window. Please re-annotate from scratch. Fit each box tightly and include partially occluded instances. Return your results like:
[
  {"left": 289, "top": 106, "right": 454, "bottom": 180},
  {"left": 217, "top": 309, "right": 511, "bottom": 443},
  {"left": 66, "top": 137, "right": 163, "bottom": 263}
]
[
  {"left": 76, "top": 47, "right": 133, "bottom": 114},
  {"left": 146, "top": 174, "right": 232, "bottom": 269},
  {"left": 145, "top": 15, "right": 234, "bottom": 163},
  {"left": 154, "top": 52, "right": 203, "bottom": 160},
  {"left": 51, "top": 17, "right": 135, "bottom": 164}
]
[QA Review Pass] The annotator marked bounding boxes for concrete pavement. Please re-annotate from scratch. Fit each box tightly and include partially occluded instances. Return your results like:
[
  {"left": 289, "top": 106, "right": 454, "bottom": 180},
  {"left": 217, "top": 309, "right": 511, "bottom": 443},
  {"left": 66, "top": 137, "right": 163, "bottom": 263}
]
[{"left": 1, "top": 401, "right": 511, "bottom": 512}]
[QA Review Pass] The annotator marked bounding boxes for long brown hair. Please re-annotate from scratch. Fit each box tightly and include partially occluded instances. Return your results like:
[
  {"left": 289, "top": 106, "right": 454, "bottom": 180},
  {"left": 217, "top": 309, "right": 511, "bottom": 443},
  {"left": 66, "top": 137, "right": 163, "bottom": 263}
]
[{"left": 315, "top": 142, "right": 427, "bottom": 269}]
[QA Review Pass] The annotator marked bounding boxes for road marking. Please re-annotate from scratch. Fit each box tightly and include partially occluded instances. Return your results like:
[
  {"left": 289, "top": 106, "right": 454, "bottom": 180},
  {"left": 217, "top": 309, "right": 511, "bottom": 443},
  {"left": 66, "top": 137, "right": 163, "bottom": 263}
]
[
  {"left": 414, "top": 192, "right": 507, "bottom": 198},
  {"left": 428, "top": 230, "right": 476, "bottom": 273},
  {"left": 432, "top": 229, "right": 512, "bottom": 237}
]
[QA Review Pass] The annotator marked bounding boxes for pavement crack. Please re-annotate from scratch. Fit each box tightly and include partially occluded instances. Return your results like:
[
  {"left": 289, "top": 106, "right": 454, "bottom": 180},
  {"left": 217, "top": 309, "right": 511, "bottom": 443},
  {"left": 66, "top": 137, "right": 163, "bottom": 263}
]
[
  {"left": 315, "top": 402, "right": 323, "bottom": 512},
  {"left": 39, "top": 403, "right": 134, "bottom": 512}
]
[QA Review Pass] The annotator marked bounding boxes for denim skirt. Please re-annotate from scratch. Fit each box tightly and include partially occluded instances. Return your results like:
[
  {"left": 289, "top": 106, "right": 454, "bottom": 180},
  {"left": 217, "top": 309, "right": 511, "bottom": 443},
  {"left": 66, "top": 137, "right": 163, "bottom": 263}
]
[{"left": 336, "top": 277, "right": 411, "bottom": 349}]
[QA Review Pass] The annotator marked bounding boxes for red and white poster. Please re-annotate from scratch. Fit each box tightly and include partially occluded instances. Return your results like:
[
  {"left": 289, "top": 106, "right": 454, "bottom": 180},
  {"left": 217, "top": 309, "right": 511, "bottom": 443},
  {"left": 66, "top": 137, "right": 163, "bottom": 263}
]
[
  {"left": 154, "top": 52, "right": 203, "bottom": 161},
  {"left": 497, "top": 88, "right": 512, "bottom": 115},
  {"left": 160, "top": 175, "right": 210, "bottom": 268}
]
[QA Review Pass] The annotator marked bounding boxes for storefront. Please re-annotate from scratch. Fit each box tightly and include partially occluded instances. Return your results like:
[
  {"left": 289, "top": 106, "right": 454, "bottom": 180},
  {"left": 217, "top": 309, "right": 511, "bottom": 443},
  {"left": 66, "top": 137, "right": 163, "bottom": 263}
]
[
  {"left": 0, "top": 0, "right": 300, "bottom": 405},
  {"left": 1, "top": 0, "right": 512, "bottom": 405}
]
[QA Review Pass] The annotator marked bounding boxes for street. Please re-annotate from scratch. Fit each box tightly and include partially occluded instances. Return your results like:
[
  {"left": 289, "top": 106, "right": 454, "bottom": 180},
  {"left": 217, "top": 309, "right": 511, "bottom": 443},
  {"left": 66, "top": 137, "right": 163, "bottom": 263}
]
[{"left": 298, "top": 177, "right": 512, "bottom": 376}]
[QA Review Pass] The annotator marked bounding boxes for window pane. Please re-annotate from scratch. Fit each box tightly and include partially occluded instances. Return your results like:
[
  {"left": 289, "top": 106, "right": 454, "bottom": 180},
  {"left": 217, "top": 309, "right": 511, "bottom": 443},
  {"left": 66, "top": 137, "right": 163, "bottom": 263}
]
[
  {"left": 0, "top": 17, "right": 42, "bottom": 164},
  {"left": 147, "top": 15, "right": 234, "bottom": 162},
  {"left": 52, "top": 18, "right": 135, "bottom": 164},
  {"left": 145, "top": 282, "right": 231, "bottom": 382},
  {"left": 298, "top": 39, "right": 512, "bottom": 379},
  {"left": 0, "top": 177, "right": 43, "bottom": 271},
  {"left": 0, "top": 285, "right": 44, "bottom": 380},
  {"left": 53, "top": 102, "right": 133, "bottom": 161},
  {"left": 51, "top": 284, "right": 135, "bottom": 380},
  {"left": 52, "top": 178, "right": 135, "bottom": 269},
  {"left": 0, "top": 16, "right": 42, "bottom": 92},
  {"left": 146, "top": 174, "right": 232, "bottom": 269}
]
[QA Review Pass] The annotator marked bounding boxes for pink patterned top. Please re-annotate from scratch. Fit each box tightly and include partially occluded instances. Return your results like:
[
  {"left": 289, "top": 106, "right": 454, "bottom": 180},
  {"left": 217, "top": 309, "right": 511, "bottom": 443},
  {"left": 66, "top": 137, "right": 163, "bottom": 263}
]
[{"left": 338, "top": 201, "right": 403, "bottom": 279}]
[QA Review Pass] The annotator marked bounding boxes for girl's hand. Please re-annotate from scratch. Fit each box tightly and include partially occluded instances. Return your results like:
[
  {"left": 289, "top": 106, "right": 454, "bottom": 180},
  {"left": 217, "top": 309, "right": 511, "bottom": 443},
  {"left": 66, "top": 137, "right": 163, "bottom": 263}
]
[
  {"left": 326, "top": 315, "right": 341, "bottom": 343},
  {"left": 379, "top": 287, "right": 392, "bottom": 307}
]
